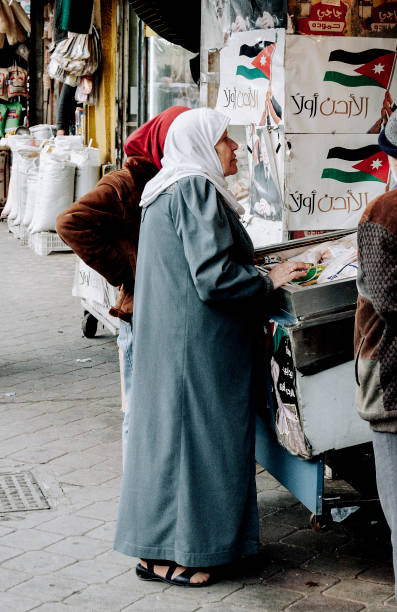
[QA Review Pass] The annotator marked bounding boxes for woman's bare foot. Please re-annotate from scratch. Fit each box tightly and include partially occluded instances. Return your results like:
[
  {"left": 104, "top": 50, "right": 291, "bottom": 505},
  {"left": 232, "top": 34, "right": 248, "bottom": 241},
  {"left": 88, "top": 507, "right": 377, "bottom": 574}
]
[{"left": 139, "top": 559, "right": 210, "bottom": 584}]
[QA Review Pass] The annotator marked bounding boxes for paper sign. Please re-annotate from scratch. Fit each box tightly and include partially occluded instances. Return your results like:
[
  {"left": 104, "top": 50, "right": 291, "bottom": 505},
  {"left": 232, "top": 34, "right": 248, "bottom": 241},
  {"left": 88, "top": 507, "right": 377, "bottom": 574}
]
[
  {"left": 285, "top": 36, "right": 397, "bottom": 133},
  {"left": 285, "top": 133, "right": 390, "bottom": 230},
  {"left": 216, "top": 29, "right": 285, "bottom": 125}
]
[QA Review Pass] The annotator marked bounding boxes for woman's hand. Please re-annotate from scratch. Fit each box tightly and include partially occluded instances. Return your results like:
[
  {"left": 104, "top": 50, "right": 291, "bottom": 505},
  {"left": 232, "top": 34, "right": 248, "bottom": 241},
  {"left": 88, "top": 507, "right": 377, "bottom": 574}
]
[{"left": 267, "top": 261, "right": 309, "bottom": 290}]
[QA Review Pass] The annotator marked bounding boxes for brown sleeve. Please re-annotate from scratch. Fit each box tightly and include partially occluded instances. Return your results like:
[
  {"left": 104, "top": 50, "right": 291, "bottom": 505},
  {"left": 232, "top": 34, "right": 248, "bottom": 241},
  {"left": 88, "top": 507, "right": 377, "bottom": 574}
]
[{"left": 56, "top": 180, "right": 137, "bottom": 290}]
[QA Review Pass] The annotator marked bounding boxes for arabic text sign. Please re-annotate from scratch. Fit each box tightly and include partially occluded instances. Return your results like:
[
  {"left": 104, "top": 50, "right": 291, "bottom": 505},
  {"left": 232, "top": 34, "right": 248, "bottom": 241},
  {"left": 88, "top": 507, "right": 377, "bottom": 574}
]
[
  {"left": 285, "top": 36, "right": 397, "bottom": 134},
  {"left": 285, "top": 134, "right": 389, "bottom": 230},
  {"left": 216, "top": 29, "right": 285, "bottom": 125}
]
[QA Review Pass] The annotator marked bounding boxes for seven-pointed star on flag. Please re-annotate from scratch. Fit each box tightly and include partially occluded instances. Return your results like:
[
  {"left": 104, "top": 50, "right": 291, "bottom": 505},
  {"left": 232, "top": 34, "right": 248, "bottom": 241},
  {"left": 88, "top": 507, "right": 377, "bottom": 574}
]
[
  {"left": 371, "top": 158, "right": 383, "bottom": 170},
  {"left": 372, "top": 63, "right": 384, "bottom": 74}
]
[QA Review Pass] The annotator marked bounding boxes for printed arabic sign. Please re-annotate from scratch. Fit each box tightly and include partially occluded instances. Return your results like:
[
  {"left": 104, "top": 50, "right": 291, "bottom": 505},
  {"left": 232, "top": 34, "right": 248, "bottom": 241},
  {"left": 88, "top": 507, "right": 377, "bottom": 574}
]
[
  {"left": 285, "top": 133, "right": 389, "bottom": 230},
  {"left": 285, "top": 36, "right": 397, "bottom": 133},
  {"left": 216, "top": 29, "right": 285, "bottom": 124}
]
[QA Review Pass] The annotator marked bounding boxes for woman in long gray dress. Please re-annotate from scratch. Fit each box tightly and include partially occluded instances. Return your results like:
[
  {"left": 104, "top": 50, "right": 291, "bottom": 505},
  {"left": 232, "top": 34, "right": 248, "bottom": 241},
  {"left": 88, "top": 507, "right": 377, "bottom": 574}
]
[{"left": 113, "top": 107, "right": 307, "bottom": 587}]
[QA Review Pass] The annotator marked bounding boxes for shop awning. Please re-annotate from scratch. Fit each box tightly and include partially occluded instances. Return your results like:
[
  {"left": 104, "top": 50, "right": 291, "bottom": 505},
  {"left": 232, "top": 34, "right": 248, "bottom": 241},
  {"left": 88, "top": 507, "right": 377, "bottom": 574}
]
[{"left": 128, "top": 0, "right": 201, "bottom": 54}]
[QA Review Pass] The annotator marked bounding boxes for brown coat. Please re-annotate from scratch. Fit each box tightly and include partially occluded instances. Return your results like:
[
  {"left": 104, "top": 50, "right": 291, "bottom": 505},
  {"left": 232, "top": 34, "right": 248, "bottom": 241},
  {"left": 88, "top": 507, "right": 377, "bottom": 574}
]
[{"left": 56, "top": 157, "right": 157, "bottom": 321}]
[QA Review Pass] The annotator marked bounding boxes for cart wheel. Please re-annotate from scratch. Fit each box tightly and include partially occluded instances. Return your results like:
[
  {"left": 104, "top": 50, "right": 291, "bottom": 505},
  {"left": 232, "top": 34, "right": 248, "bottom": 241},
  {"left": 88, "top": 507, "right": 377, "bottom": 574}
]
[
  {"left": 82, "top": 312, "right": 98, "bottom": 338},
  {"left": 310, "top": 513, "right": 330, "bottom": 532}
]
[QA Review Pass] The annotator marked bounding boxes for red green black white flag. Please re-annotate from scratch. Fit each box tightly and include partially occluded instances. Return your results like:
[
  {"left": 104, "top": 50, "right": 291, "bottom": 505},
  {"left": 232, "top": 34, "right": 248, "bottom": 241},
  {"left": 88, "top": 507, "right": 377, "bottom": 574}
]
[
  {"left": 321, "top": 144, "right": 389, "bottom": 183},
  {"left": 324, "top": 48, "right": 396, "bottom": 88},
  {"left": 236, "top": 42, "right": 276, "bottom": 80}
]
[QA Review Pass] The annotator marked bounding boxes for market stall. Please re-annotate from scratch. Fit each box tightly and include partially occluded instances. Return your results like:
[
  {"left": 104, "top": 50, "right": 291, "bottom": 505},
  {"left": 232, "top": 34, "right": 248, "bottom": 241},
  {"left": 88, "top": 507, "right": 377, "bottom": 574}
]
[{"left": 200, "top": 0, "right": 396, "bottom": 523}]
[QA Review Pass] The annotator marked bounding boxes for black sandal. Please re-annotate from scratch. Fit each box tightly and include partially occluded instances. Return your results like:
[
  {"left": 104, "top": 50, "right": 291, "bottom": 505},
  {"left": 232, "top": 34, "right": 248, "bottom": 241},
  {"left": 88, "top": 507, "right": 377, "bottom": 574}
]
[{"left": 136, "top": 560, "right": 214, "bottom": 588}]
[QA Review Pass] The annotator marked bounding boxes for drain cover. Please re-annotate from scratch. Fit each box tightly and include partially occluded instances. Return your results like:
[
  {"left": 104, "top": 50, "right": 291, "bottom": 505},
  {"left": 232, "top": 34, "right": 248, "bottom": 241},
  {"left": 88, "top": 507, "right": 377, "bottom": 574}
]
[{"left": 0, "top": 471, "right": 50, "bottom": 512}]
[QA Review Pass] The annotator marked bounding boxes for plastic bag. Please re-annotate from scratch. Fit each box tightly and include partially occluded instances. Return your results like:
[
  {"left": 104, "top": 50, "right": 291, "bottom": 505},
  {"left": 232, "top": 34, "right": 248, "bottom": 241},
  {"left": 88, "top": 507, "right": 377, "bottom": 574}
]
[{"left": 5, "top": 102, "right": 23, "bottom": 132}]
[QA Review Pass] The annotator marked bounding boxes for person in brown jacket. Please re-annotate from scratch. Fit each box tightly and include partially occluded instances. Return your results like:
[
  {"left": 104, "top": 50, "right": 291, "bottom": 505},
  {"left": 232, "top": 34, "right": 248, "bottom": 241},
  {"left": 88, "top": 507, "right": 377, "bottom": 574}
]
[
  {"left": 56, "top": 106, "right": 189, "bottom": 465},
  {"left": 355, "top": 109, "right": 397, "bottom": 599}
]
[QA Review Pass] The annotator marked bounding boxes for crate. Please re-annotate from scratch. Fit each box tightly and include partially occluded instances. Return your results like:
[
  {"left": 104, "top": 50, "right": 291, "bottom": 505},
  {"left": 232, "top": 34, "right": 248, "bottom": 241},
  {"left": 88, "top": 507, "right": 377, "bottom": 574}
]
[
  {"left": 29, "top": 231, "right": 72, "bottom": 256},
  {"left": 19, "top": 225, "right": 30, "bottom": 246},
  {"left": 7, "top": 217, "right": 21, "bottom": 237}
]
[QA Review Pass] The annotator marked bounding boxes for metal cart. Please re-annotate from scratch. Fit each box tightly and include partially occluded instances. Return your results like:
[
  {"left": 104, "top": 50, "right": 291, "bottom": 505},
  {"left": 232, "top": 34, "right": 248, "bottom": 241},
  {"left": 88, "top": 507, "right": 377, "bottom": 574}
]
[{"left": 254, "top": 230, "right": 378, "bottom": 529}]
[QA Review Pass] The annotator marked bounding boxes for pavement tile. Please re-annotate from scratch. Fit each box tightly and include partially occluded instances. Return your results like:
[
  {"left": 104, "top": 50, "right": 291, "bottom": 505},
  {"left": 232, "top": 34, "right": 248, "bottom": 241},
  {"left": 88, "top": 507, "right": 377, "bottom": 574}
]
[
  {"left": 259, "top": 517, "right": 297, "bottom": 545},
  {"left": 0, "top": 543, "right": 24, "bottom": 562},
  {"left": 122, "top": 592, "right": 203, "bottom": 611},
  {"left": 286, "top": 594, "right": 365, "bottom": 610},
  {"left": 36, "top": 514, "right": 103, "bottom": 536},
  {"left": 108, "top": 566, "right": 169, "bottom": 593},
  {"left": 64, "top": 583, "right": 148, "bottom": 610},
  {"left": 0, "top": 591, "right": 41, "bottom": 611},
  {"left": 43, "top": 535, "right": 110, "bottom": 559},
  {"left": 60, "top": 467, "right": 117, "bottom": 487},
  {"left": 76, "top": 500, "right": 118, "bottom": 522},
  {"left": 257, "top": 489, "right": 300, "bottom": 510},
  {"left": 165, "top": 579, "right": 244, "bottom": 604},
  {"left": 281, "top": 528, "right": 349, "bottom": 554},
  {"left": 303, "top": 554, "right": 371, "bottom": 579},
  {"left": 271, "top": 505, "right": 313, "bottom": 530},
  {"left": 8, "top": 574, "right": 87, "bottom": 603},
  {"left": 222, "top": 582, "right": 303, "bottom": 610},
  {"left": 358, "top": 564, "right": 395, "bottom": 585},
  {"left": 260, "top": 542, "right": 314, "bottom": 568},
  {"left": 54, "top": 558, "right": 129, "bottom": 584},
  {"left": 2, "top": 550, "right": 75, "bottom": 575},
  {"left": 84, "top": 521, "right": 116, "bottom": 543},
  {"left": 0, "top": 567, "right": 32, "bottom": 589},
  {"left": 96, "top": 549, "right": 136, "bottom": 568},
  {"left": 265, "top": 567, "right": 338, "bottom": 593},
  {"left": 0, "top": 528, "right": 63, "bottom": 551},
  {"left": 197, "top": 605, "right": 265, "bottom": 612},
  {"left": 325, "top": 578, "right": 394, "bottom": 605}
]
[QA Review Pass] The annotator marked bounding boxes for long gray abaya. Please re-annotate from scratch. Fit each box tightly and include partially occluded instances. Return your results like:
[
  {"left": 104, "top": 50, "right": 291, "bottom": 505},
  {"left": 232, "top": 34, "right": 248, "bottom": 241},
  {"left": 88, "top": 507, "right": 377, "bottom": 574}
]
[{"left": 114, "top": 176, "right": 273, "bottom": 567}]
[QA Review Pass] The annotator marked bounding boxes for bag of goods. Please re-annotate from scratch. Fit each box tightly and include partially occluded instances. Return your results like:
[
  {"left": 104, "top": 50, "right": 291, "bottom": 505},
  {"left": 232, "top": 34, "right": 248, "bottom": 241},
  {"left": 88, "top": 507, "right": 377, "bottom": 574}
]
[
  {"left": 4, "top": 102, "right": 23, "bottom": 132},
  {"left": 30, "top": 150, "right": 76, "bottom": 233},
  {"left": 7, "top": 65, "right": 28, "bottom": 97},
  {"left": 5, "top": 146, "right": 39, "bottom": 222},
  {"left": 54, "top": 134, "right": 84, "bottom": 151},
  {"left": 22, "top": 166, "right": 39, "bottom": 227},
  {"left": 0, "top": 136, "right": 33, "bottom": 217},
  {"left": 70, "top": 147, "right": 100, "bottom": 200}
]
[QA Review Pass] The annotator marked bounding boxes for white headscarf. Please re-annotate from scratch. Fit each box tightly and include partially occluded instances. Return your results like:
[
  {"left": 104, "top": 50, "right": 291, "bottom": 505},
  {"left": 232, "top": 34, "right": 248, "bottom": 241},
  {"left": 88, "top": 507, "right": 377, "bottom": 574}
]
[{"left": 139, "top": 107, "right": 240, "bottom": 211}]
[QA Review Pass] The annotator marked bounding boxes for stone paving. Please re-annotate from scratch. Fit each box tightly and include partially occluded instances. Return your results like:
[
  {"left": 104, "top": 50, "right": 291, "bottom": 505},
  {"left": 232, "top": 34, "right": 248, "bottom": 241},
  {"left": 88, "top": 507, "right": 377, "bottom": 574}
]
[{"left": 0, "top": 221, "right": 395, "bottom": 611}]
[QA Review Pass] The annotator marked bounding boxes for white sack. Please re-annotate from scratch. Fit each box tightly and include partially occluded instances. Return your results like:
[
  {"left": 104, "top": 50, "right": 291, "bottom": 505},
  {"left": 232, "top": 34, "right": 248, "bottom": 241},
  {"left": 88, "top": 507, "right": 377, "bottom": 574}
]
[
  {"left": 22, "top": 166, "right": 39, "bottom": 227},
  {"left": 30, "top": 151, "right": 76, "bottom": 233},
  {"left": 70, "top": 148, "right": 100, "bottom": 200},
  {"left": 5, "top": 147, "right": 39, "bottom": 221},
  {"left": 14, "top": 154, "right": 39, "bottom": 225}
]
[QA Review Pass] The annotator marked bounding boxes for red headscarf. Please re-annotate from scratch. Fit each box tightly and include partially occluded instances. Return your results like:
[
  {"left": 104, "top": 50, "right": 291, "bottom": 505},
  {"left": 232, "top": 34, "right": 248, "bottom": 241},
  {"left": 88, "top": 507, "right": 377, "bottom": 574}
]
[{"left": 124, "top": 106, "right": 190, "bottom": 170}]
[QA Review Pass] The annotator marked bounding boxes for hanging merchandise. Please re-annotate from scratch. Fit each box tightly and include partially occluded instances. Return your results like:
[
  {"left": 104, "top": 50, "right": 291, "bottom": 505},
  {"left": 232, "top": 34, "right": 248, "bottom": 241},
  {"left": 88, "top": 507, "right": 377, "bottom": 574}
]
[
  {"left": 47, "top": 27, "right": 101, "bottom": 85},
  {"left": 4, "top": 101, "right": 23, "bottom": 132},
  {"left": 9, "top": 0, "right": 31, "bottom": 36},
  {"left": 55, "top": 0, "right": 94, "bottom": 35},
  {"left": 29, "top": 150, "right": 76, "bottom": 234},
  {"left": 0, "top": 0, "right": 27, "bottom": 46},
  {"left": 7, "top": 64, "right": 28, "bottom": 98},
  {"left": 74, "top": 76, "right": 92, "bottom": 103}
]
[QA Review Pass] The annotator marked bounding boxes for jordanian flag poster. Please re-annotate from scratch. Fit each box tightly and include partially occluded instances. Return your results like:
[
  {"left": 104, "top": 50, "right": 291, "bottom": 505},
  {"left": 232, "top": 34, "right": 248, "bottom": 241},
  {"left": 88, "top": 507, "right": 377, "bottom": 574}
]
[
  {"left": 216, "top": 29, "right": 285, "bottom": 125},
  {"left": 285, "top": 134, "right": 390, "bottom": 231},
  {"left": 285, "top": 36, "right": 397, "bottom": 134}
]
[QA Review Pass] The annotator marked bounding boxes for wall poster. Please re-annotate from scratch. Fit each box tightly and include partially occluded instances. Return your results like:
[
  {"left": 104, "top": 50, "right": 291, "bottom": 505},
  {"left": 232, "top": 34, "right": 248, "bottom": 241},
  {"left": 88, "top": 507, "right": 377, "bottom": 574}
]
[
  {"left": 285, "top": 36, "right": 397, "bottom": 134},
  {"left": 216, "top": 29, "right": 285, "bottom": 124},
  {"left": 285, "top": 133, "right": 390, "bottom": 230}
]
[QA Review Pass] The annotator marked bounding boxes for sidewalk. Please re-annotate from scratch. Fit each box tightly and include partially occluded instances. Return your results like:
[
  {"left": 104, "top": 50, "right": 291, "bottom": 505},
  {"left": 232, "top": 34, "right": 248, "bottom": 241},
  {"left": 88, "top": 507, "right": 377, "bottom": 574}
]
[{"left": 0, "top": 221, "right": 395, "bottom": 611}]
